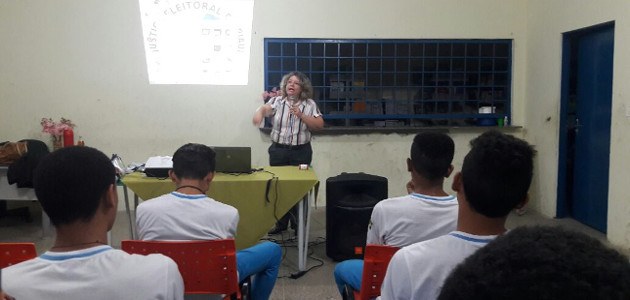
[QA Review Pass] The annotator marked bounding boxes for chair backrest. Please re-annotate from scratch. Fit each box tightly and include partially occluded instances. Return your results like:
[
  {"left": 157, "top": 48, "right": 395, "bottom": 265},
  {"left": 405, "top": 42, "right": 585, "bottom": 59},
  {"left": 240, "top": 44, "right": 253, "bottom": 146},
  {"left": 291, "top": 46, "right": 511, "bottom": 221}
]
[
  {"left": 0, "top": 242, "right": 37, "bottom": 268},
  {"left": 121, "top": 239, "right": 239, "bottom": 296},
  {"left": 357, "top": 244, "right": 400, "bottom": 300}
]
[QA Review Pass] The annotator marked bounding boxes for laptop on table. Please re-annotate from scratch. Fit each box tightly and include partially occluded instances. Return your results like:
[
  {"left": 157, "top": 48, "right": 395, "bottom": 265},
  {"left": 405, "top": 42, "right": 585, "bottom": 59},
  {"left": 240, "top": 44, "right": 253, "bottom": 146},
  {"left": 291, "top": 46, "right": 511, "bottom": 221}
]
[{"left": 212, "top": 146, "right": 252, "bottom": 174}]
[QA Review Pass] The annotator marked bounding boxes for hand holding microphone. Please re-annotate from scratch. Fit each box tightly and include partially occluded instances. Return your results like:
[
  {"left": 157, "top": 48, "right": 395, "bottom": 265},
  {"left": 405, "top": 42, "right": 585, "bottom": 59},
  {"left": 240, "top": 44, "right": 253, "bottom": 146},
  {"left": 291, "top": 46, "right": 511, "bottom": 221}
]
[{"left": 289, "top": 96, "right": 303, "bottom": 119}]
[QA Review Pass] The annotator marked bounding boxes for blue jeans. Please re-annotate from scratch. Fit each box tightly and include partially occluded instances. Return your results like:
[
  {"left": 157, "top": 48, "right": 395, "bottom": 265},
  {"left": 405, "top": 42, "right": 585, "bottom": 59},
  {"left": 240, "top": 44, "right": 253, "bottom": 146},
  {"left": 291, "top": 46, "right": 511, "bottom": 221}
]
[
  {"left": 333, "top": 259, "right": 364, "bottom": 295},
  {"left": 236, "top": 241, "right": 282, "bottom": 300}
]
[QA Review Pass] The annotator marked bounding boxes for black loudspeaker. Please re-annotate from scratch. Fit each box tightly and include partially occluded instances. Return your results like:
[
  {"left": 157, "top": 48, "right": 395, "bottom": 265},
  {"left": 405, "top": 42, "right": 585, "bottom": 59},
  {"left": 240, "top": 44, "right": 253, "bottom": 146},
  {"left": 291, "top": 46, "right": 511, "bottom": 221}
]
[{"left": 326, "top": 172, "right": 388, "bottom": 261}]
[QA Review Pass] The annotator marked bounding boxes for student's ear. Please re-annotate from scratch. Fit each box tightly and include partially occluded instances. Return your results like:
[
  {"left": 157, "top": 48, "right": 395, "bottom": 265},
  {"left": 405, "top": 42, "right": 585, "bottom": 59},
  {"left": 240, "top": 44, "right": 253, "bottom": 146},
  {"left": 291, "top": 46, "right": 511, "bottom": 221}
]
[
  {"left": 452, "top": 172, "right": 463, "bottom": 192},
  {"left": 407, "top": 158, "right": 413, "bottom": 172},
  {"left": 515, "top": 193, "right": 529, "bottom": 209},
  {"left": 102, "top": 183, "right": 118, "bottom": 230},
  {"left": 204, "top": 171, "right": 215, "bottom": 184},
  {"left": 445, "top": 165, "right": 454, "bottom": 178},
  {"left": 169, "top": 170, "right": 177, "bottom": 182},
  {"left": 102, "top": 183, "right": 118, "bottom": 210}
]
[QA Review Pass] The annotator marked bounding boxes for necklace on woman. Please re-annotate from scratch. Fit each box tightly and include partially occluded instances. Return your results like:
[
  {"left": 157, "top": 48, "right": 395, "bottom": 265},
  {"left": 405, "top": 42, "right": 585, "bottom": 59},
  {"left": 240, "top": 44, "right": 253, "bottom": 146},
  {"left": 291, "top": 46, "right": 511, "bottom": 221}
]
[
  {"left": 175, "top": 185, "right": 205, "bottom": 194},
  {"left": 51, "top": 240, "right": 106, "bottom": 250}
]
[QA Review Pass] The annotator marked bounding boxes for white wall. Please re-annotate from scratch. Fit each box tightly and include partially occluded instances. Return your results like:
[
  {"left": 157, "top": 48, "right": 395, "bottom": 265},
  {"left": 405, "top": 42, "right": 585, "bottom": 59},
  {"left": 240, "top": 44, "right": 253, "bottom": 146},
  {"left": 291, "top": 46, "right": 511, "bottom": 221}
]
[
  {"left": 5, "top": 0, "right": 628, "bottom": 251},
  {"left": 251, "top": 0, "right": 528, "bottom": 202},
  {"left": 3, "top": 0, "right": 628, "bottom": 251},
  {"left": 0, "top": 0, "right": 527, "bottom": 201},
  {"left": 526, "top": 0, "right": 630, "bottom": 252}
]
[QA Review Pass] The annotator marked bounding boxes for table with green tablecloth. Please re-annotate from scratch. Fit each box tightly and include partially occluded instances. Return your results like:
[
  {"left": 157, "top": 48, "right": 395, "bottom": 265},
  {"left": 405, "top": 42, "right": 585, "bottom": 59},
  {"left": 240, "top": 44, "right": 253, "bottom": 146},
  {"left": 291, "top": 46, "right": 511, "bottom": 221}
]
[{"left": 121, "top": 166, "right": 319, "bottom": 271}]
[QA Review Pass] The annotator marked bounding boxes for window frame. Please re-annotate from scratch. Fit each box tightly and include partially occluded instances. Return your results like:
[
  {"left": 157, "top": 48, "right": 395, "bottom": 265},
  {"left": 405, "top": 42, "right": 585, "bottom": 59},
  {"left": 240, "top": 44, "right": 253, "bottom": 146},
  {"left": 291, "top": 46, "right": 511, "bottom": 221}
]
[{"left": 264, "top": 38, "right": 512, "bottom": 129}]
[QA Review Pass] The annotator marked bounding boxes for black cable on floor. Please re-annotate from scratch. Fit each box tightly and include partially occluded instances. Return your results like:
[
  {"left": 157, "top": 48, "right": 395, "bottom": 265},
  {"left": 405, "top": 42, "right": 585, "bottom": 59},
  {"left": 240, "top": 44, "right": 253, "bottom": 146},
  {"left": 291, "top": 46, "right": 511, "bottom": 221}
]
[
  {"left": 261, "top": 228, "right": 300, "bottom": 263},
  {"left": 289, "top": 250, "right": 325, "bottom": 279},
  {"left": 273, "top": 236, "right": 327, "bottom": 279}
]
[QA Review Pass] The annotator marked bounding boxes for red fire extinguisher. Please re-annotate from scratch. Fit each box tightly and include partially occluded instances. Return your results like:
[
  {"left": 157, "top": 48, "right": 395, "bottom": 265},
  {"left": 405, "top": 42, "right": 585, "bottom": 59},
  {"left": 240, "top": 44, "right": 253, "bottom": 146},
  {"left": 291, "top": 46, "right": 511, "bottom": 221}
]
[{"left": 63, "top": 128, "right": 74, "bottom": 147}]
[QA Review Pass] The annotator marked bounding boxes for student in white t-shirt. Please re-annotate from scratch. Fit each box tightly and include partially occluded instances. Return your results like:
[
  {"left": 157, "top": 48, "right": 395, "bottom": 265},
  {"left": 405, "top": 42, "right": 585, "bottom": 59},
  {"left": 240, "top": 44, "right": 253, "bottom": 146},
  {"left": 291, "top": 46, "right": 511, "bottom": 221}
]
[
  {"left": 438, "top": 225, "right": 630, "bottom": 300},
  {"left": 380, "top": 130, "right": 536, "bottom": 300},
  {"left": 136, "top": 143, "right": 282, "bottom": 300},
  {"left": 333, "top": 132, "right": 458, "bottom": 296},
  {"left": 1, "top": 147, "right": 184, "bottom": 300}
]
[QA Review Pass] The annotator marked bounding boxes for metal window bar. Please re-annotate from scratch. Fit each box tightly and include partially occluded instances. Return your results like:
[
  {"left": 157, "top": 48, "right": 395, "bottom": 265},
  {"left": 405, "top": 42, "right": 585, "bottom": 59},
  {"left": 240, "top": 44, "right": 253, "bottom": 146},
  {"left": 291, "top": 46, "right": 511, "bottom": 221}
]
[{"left": 265, "top": 39, "right": 512, "bottom": 127}]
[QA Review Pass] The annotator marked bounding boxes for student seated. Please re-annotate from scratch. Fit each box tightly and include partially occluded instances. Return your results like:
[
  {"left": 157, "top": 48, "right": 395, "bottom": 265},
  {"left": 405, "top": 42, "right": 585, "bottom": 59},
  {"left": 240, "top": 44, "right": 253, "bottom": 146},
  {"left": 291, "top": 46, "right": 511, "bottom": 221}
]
[
  {"left": 380, "top": 130, "right": 536, "bottom": 300},
  {"left": 136, "top": 143, "right": 282, "bottom": 300},
  {"left": 333, "top": 132, "right": 458, "bottom": 297},
  {"left": 438, "top": 225, "right": 630, "bottom": 299},
  {"left": 1, "top": 147, "right": 184, "bottom": 300}
]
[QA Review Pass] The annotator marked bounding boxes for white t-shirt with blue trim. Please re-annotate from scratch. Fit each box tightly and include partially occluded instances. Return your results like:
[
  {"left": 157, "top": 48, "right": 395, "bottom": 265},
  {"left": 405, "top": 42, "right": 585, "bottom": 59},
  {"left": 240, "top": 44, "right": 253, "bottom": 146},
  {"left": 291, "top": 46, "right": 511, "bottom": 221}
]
[
  {"left": 379, "top": 231, "right": 497, "bottom": 300},
  {"left": 366, "top": 193, "right": 458, "bottom": 247},
  {"left": 2, "top": 245, "right": 184, "bottom": 300},
  {"left": 136, "top": 192, "right": 239, "bottom": 241}
]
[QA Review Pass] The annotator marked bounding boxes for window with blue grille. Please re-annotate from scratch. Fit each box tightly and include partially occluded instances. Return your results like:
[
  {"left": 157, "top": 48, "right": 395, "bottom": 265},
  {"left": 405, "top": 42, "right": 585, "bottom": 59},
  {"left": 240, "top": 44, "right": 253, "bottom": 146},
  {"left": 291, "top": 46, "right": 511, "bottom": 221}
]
[{"left": 264, "top": 39, "right": 512, "bottom": 128}]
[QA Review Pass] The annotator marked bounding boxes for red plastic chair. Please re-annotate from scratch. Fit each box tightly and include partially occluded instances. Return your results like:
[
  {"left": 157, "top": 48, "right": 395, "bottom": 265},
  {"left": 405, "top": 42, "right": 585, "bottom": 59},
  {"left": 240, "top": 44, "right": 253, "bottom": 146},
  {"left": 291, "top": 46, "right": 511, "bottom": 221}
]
[
  {"left": 121, "top": 239, "right": 247, "bottom": 300},
  {"left": 0, "top": 242, "right": 37, "bottom": 268},
  {"left": 344, "top": 244, "right": 400, "bottom": 300}
]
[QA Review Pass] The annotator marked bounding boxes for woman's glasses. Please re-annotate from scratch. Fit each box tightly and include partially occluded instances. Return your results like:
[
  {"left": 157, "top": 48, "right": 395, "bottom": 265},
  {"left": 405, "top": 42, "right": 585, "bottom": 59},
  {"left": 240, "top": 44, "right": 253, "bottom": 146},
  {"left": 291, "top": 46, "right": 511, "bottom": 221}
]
[{"left": 287, "top": 80, "right": 302, "bottom": 86}]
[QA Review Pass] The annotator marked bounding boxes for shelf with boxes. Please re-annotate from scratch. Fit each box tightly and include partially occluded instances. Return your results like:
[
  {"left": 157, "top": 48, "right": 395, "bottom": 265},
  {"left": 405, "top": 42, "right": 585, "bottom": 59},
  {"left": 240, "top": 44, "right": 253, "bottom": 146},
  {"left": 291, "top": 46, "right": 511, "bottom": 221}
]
[{"left": 264, "top": 38, "right": 512, "bottom": 128}]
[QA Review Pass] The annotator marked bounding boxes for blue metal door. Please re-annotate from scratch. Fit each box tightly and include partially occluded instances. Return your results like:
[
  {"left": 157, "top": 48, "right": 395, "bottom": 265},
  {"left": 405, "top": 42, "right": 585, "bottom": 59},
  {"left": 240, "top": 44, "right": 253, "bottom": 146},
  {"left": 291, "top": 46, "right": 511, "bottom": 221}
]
[{"left": 570, "top": 25, "right": 614, "bottom": 232}]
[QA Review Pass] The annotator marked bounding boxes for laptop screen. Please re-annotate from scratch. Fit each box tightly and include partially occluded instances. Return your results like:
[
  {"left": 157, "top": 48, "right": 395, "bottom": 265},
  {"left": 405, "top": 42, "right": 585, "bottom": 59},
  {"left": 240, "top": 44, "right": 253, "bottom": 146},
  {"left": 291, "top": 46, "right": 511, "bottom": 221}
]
[{"left": 212, "top": 147, "right": 252, "bottom": 173}]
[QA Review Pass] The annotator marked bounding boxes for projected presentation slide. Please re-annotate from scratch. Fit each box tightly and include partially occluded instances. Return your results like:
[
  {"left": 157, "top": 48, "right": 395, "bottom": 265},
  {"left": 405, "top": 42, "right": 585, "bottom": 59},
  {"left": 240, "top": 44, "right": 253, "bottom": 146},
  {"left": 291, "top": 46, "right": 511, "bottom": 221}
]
[{"left": 138, "top": 0, "right": 254, "bottom": 85}]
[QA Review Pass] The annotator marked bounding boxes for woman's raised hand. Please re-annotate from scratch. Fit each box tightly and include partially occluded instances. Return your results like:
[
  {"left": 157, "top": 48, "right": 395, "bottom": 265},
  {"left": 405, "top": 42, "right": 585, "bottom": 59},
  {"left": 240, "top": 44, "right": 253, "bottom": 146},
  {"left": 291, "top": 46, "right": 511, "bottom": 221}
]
[{"left": 262, "top": 87, "right": 281, "bottom": 101}]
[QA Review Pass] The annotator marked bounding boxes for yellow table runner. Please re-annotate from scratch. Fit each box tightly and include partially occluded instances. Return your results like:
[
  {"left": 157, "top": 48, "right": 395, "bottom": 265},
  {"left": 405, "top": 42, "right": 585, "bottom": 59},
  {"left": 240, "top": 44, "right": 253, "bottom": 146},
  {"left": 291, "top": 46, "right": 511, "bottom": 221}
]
[{"left": 121, "top": 166, "right": 319, "bottom": 249}]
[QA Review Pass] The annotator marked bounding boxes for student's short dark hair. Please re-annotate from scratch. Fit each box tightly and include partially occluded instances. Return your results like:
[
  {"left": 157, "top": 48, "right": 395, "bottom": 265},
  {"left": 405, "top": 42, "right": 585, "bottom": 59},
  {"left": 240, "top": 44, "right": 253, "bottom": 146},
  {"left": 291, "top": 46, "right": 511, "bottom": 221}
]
[
  {"left": 438, "top": 226, "right": 630, "bottom": 300},
  {"left": 172, "top": 143, "right": 216, "bottom": 179},
  {"left": 410, "top": 132, "right": 455, "bottom": 181},
  {"left": 34, "top": 146, "right": 115, "bottom": 227},
  {"left": 461, "top": 130, "right": 535, "bottom": 218}
]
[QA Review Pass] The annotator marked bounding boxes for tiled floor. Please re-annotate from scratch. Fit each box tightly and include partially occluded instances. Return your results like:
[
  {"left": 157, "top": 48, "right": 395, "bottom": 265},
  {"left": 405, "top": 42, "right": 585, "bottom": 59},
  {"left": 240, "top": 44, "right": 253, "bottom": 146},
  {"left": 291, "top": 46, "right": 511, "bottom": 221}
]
[{"left": 0, "top": 201, "right": 619, "bottom": 300}]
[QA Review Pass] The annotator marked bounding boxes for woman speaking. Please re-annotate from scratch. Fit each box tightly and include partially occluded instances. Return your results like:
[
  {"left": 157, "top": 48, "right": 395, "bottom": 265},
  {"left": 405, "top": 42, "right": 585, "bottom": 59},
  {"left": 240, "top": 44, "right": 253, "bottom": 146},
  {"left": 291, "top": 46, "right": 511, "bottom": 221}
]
[{"left": 253, "top": 71, "right": 324, "bottom": 234}]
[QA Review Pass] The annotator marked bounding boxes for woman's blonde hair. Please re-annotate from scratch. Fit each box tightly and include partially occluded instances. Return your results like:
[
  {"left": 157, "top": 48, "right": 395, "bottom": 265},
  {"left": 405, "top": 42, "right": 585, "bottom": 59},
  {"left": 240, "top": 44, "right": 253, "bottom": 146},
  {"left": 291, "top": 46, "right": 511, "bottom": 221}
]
[{"left": 279, "top": 71, "right": 313, "bottom": 100}]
